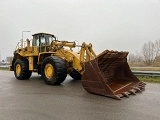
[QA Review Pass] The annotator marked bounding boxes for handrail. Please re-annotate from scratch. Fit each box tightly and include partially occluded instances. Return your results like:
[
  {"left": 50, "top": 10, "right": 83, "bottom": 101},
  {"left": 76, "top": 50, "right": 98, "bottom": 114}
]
[{"left": 15, "top": 40, "right": 30, "bottom": 50}]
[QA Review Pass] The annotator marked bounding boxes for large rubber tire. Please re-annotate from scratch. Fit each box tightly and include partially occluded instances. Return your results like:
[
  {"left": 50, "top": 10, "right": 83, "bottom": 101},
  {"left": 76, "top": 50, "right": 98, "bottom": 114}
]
[
  {"left": 69, "top": 69, "right": 81, "bottom": 80},
  {"left": 41, "top": 56, "right": 67, "bottom": 85},
  {"left": 14, "top": 59, "right": 32, "bottom": 80}
]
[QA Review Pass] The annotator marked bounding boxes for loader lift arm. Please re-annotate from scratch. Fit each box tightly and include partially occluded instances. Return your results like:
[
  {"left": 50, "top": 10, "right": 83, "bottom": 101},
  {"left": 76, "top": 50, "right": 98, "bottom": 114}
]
[{"left": 49, "top": 41, "right": 97, "bottom": 74}]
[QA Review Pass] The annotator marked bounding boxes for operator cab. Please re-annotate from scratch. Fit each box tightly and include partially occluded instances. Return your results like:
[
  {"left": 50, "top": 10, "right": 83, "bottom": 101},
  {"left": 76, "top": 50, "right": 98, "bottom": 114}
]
[{"left": 32, "top": 33, "right": 56, "bottom": 52}]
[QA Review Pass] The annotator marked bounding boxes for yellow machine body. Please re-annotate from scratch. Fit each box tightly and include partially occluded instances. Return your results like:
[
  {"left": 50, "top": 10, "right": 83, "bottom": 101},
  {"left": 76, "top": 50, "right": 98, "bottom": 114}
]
[{"left": 10, "top": 33, "right": 145, "bottom": 99}]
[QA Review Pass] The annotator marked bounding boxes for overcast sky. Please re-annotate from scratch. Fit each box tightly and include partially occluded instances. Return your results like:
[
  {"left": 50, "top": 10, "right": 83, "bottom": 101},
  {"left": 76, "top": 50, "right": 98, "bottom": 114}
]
[{"left": 0, "top": 0, "right": 160, "bottom": 60}]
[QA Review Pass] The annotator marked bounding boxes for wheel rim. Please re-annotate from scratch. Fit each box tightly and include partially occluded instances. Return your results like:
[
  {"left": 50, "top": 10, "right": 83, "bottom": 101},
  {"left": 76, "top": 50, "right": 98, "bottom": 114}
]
[
  {"left": 44, "top": 63, "right": 54, "bottom": 79},
  {"left": 16, "top": 64, "right": 21, "bottom": 76}
]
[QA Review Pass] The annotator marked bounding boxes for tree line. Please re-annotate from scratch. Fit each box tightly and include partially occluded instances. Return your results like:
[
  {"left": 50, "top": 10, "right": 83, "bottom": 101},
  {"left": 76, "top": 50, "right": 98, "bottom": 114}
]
[{"left": 128, "top": 39, "right": 160, "bottom": 66}]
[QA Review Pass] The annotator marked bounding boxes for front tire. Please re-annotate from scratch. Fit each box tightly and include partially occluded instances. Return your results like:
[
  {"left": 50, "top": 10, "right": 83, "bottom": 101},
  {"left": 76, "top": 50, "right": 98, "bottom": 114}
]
[
  {"left": 41, "top": 56, "right": 67, "bottom": 85},
  {"left": 14, "top": 59, "right": 32, "bottom": 80},
  {"left": 69, "top": 69, "right": 81, "bottom": 80}
]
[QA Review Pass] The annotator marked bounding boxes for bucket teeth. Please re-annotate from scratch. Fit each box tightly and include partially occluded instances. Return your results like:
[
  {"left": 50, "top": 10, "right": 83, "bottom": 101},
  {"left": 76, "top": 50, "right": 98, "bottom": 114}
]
[
  {"left": 137, "top": 82, "right": 146, "bottom": 91},
  {"left": 140, "top": 87, "right": 145, "bottom": 91},
  {"left": 138, "top": 84, "right": 145, "bottom": 87},
  {"left": 116, "top": 94, "right": 123, "bottom": 99},
  {"left": 129, "top": 89, "right": 136, "bottom": 95},
  {"left": 133, "top": 87, "right": 142, "bottom": 92},
  {"left": 122, "top": 92, "right": 129, "bottom": 97},
  {"left": 139, "top": 82, "right": 146, "bottom": 86},
  {"left": 112, "top": 95, "right": 121, "bottom": 100}
]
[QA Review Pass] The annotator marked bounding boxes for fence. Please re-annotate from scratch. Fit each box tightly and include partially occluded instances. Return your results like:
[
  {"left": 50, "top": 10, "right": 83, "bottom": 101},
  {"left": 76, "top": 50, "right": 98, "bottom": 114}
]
[{"left": 132, "top": 71, "right": 160, "bottom": 77}]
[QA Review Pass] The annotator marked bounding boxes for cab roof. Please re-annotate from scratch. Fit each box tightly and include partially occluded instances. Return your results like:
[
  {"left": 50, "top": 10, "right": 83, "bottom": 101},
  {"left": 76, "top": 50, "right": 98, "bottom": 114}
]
[{"left": 32, "top": 32, "right": 55, "bottom": 37}]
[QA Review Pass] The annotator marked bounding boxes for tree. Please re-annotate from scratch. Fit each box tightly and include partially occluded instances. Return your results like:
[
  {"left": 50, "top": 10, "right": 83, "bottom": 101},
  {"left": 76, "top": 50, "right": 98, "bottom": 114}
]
[
  {"left": 142, "top": 41, "right": 155, "bottom": 66},
  {"left": 128, "top": 53, "right": 142, "bottom": 63},
  {"left": 128, "top": 53, "right": 136, "bottom": 63},
  {"left": 154, "top": 39, "right": 160, "bottom": 57}
]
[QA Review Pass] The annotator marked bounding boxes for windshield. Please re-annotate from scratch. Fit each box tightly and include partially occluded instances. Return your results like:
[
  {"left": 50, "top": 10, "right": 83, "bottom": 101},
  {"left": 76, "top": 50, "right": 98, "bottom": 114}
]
[
  {"left": 44, "top": 35, "right": 53, "bottom": 45},
  {"left": 32, "top": 34, "right": 54, "bottom": 47}
]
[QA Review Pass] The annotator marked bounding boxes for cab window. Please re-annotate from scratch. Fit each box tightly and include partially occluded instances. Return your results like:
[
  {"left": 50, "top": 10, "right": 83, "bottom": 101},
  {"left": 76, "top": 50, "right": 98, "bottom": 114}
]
[{"left": 32, "top": 35, "right": 39, "bottom": 46}]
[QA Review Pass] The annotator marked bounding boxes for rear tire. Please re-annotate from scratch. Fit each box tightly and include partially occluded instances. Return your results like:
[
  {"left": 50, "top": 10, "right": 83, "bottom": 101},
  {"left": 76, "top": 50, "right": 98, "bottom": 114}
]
[
  {"left": 41, "top": 56, "right": 67, "bottom": 85},
  {"left": 14, "top": 59, "right": 32, "bottom": 80},
  {"left": 69, "top": 69, "right": 81, "bottom": 80}
]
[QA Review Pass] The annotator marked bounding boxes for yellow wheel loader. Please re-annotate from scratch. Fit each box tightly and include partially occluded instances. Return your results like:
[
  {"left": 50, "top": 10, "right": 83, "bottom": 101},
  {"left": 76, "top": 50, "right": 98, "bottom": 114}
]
[{"left": 10, "top": 33, "right": 145, "bottom": 99}]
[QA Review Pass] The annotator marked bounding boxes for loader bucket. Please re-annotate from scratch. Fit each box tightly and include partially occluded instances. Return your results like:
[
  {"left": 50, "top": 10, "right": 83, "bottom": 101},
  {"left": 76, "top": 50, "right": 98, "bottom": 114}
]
[{"left": 81, "top": 50, "right": 146, "bottom": 99}]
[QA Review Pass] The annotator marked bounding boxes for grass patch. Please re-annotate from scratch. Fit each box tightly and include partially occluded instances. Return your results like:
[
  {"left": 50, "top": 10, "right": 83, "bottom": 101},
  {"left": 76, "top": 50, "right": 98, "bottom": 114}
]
[
  {"left": 0, "top": 67, "right": 9, "bottom": 71},
  {"left": 137, "top": 76, "right": 160, "bottom": 83}
]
